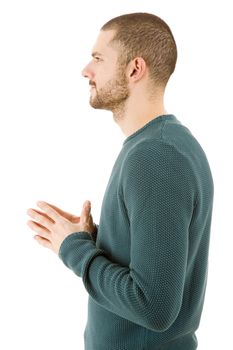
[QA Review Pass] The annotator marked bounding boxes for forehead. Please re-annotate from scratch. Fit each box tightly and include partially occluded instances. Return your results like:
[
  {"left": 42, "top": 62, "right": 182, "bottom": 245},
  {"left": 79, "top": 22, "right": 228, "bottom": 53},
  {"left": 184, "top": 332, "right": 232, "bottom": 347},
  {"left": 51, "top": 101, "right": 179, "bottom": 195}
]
[{"left": 92, "top": 30, "right": 118, "bottom": 57}]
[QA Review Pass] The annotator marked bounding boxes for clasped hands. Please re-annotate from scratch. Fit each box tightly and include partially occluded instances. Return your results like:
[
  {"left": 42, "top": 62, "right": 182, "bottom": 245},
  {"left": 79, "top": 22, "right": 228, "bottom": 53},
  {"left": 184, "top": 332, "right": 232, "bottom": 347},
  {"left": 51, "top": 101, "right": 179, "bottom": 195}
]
[{"left": 27, "top": 200, "right": 96, "bottom": 255}]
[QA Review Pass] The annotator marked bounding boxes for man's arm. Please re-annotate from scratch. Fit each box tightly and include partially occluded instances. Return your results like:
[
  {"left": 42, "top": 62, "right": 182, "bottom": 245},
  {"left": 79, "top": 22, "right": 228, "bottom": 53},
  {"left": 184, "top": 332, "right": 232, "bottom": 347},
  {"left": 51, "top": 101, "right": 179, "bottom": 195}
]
[{"left": 58, "top": 142, "right": 196, "bottom": 332}]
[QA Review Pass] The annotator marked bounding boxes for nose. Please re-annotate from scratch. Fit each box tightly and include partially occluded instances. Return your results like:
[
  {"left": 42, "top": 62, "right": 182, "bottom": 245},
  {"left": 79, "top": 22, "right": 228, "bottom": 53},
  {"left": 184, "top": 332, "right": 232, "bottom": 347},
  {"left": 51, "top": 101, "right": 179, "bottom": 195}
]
[
  {"left": 81, "top": 66, "right": 88, "bottom": 78},
  {"left": 81, "top": 63, "right": 92, "bottom": 79}
]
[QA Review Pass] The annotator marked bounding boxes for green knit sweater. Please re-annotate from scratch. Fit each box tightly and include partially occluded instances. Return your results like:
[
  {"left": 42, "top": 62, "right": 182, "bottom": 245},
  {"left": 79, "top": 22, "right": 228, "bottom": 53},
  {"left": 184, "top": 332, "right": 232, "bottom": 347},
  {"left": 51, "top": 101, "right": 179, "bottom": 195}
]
[{"left": 59, "top": 114, "right": 214, "bottom": 350}]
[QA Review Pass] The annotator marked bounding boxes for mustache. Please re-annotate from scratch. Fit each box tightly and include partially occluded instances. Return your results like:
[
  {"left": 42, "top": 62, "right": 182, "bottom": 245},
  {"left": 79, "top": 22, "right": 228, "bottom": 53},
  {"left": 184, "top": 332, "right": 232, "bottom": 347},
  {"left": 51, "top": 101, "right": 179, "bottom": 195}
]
[{"left": 89, "top": 81, "right": 96, "bottom": 87}]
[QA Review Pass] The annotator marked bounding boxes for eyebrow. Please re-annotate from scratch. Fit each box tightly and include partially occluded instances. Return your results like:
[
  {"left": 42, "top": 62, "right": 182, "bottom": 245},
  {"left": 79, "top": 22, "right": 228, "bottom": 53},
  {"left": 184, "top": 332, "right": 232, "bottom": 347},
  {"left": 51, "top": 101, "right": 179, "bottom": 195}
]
[{"left": 91, "top": 51, "right": 103, "bottom": 57}]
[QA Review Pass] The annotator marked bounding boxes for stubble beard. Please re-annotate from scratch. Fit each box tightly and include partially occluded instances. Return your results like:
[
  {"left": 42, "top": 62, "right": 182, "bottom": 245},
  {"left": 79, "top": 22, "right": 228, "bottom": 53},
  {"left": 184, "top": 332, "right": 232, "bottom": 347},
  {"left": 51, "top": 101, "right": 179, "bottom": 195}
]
[{"left": 89, "top": 67, "right": 130, "bottom": 122}]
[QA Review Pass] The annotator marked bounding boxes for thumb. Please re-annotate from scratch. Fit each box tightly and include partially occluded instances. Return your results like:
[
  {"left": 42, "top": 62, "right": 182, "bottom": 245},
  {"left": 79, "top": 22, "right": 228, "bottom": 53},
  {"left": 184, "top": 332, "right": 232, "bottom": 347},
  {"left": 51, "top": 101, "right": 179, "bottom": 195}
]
[{"left": 81, "top": 200, "right": 91, "bottom": 222}]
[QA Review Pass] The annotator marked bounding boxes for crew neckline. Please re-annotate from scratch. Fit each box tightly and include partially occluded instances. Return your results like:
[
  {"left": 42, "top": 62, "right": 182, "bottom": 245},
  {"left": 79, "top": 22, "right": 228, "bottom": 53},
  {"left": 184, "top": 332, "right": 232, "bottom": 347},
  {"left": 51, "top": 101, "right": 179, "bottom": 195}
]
[{"left": 123, "top": 114, "right": 176, "bottom": 146}]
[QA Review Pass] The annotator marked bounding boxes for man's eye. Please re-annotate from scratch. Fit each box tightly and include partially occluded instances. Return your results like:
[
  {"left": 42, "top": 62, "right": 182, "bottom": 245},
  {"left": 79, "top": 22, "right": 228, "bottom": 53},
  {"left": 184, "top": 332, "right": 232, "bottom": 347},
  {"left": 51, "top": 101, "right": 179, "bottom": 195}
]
[{"left": 94, "top": 57, "right": 101, "bottom": 61}]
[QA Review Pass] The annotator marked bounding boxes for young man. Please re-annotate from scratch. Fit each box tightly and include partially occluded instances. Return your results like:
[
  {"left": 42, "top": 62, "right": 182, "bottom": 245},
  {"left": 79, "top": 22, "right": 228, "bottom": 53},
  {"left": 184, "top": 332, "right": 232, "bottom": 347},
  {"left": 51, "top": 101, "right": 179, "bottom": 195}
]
[{"left": 27, "top": 13, "right": 214, "bottom": 350}]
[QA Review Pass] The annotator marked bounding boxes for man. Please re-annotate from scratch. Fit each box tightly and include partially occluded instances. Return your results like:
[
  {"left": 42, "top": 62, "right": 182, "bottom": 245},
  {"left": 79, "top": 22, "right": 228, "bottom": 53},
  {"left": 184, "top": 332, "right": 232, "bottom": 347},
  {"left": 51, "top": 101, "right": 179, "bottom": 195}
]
[{"left": 27, "top": 12, "right": 214, "bottom": 350}]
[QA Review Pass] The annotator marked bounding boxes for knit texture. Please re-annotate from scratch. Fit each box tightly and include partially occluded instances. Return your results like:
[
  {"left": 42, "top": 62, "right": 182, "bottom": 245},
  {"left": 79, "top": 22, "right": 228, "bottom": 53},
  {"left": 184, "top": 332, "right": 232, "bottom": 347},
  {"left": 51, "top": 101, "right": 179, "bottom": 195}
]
[{"left": 59, "top": 114, "right": 214, "bottom": 350}]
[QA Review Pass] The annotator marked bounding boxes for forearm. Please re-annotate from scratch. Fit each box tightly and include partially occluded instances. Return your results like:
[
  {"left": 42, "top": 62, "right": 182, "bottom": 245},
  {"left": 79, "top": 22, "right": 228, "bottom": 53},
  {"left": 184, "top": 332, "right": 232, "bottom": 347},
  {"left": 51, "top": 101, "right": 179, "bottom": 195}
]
[{"left": 58, "top": 231, "right": 186, "bottom": 332}]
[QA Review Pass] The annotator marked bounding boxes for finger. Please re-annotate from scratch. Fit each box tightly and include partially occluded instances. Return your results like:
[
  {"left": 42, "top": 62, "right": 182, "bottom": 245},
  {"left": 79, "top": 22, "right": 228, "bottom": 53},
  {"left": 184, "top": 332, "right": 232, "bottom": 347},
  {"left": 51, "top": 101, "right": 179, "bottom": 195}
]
[
  {"left": 29, "top": 209, "right": 55, "bottom": 224},
  {"left": 41, "top": 202, "right": 78, "bottom": 222},
  {"left": 36, "top": 201, "right": 61, "bottom": 222},
  {"left": 27, "top": 220, "right": 51, "bottom": 240},
  {"left": 80, "top": 200, "right": 91, "bottom": 223},
  {"left": 34, "top": 235, "right": 52, "bottom": 249},
  {"left": 27, "top": 208, "right": 54, "bottom": 230}
]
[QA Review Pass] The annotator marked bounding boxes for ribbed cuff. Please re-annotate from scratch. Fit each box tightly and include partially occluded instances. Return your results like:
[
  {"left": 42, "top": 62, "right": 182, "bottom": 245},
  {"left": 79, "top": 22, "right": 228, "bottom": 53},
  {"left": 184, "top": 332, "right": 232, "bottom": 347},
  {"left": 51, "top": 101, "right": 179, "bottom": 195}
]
[{"left": 58, "top": 231, "right": 100, "bottom": 277}]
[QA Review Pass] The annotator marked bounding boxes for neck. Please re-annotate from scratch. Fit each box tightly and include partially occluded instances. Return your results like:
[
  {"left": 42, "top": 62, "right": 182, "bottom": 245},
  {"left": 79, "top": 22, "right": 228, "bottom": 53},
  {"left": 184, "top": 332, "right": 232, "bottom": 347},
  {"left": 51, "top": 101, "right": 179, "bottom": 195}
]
[{"left": 112, "top": 91, "right": 167, "bottom": 138}]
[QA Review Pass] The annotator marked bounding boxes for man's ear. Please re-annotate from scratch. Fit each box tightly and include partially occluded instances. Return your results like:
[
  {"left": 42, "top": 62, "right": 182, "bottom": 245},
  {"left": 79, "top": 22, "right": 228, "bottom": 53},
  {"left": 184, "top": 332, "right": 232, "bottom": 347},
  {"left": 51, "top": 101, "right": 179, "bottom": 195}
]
[{"left": 128, "top": 57, "right": 146, "bottom": 82}]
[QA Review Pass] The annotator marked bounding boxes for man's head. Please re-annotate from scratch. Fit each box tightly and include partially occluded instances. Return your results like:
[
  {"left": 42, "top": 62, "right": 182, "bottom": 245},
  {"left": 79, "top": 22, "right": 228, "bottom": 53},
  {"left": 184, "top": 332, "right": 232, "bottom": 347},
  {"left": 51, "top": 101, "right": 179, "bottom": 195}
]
[
  {"left": 82, "top": 30, "right": 130, "bottom": 112},
  {"left": 82, "top": 12, "right": 177, "bottom": 113}
]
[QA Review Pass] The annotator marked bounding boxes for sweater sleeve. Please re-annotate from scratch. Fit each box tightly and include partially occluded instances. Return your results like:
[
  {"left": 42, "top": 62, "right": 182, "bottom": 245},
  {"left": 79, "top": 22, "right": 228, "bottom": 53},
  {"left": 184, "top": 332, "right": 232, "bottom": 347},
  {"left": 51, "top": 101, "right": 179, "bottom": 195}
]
[{"left": 58, "top": 142, "right": 196, "bottom": 332}]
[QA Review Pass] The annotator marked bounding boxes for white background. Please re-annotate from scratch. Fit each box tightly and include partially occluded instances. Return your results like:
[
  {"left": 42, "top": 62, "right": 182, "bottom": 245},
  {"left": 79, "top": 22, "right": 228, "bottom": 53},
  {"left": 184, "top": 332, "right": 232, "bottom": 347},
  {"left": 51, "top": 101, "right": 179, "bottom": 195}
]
[{"left": 0, "top": 0, "right": 232, "bottom": 349}]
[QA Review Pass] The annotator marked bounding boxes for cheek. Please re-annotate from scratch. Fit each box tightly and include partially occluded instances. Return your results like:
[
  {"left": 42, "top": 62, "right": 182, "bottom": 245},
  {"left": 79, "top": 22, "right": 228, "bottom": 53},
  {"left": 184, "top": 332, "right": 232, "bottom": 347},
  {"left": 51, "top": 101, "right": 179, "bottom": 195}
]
[
  {"left": 94, "top": 62, "right": 115, "bottom": 86},
  {"left": 98, "top": 71, "right": 114, "bottom": 85}
]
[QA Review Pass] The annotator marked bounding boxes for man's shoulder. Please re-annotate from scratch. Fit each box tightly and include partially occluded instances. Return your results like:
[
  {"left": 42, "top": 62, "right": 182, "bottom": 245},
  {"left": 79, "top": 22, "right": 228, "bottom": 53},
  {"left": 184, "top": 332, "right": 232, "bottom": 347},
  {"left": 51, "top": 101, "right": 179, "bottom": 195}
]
[
  {"left": 124, "top": 136, "right": 187, "bottom": 163},
  {"left": 125, "top": 118, "right": 205, "bottom": 163},
  {"left": 121, "top": 119, "right": 213, "bottom": 191},
  {"left": 122, "top": 138, "right": 191, "bottom": 177}
]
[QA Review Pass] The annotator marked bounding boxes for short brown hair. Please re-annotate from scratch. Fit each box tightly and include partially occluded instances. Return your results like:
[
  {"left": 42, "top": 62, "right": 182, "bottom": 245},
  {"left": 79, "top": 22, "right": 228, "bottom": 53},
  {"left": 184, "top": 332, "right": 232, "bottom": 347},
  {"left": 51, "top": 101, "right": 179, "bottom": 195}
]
[{"left": 101, "top": 12, "right": 177, "bottom": 87}]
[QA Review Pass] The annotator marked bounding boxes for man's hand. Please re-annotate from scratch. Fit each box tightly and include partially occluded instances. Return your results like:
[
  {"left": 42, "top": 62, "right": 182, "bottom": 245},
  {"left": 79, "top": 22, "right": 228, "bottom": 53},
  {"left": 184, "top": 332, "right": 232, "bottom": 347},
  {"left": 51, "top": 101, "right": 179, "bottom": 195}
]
[{"left": 27, "top": 200, "right": 96, "bottom": 255}]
